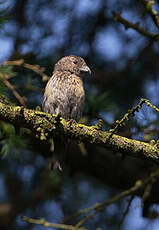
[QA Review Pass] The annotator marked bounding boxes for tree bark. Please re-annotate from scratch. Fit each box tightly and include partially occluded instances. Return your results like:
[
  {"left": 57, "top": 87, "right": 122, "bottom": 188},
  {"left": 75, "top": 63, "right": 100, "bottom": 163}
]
[{"left": 0, "top": 100, "right": 159, "bottom": 164}]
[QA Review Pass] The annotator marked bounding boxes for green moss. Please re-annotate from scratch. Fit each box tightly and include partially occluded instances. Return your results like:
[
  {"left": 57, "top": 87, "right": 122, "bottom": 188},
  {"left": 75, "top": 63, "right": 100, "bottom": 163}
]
[{"left": 135, "top": 180, "right": 142, "bottom": 186}]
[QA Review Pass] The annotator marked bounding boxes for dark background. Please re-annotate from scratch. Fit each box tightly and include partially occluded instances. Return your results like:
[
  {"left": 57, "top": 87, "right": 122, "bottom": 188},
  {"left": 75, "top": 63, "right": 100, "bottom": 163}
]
[{"left": 0, "top": 0, "right": 159, "bottom": 229}]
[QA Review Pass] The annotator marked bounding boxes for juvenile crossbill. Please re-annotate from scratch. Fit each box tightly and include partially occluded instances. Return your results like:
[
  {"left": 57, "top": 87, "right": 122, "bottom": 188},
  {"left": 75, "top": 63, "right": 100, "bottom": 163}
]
[{"left": 42, "top": 55, "right": 91, "bottom": 170}]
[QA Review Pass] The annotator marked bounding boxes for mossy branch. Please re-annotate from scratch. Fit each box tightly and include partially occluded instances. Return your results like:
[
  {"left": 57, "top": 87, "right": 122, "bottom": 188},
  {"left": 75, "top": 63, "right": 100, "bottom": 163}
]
[
  {"left": 0, "top": 100, "right": 159, "bottom": 164},
  {"left": 140, "top": 0, "right": 159, "bottom": 28}
]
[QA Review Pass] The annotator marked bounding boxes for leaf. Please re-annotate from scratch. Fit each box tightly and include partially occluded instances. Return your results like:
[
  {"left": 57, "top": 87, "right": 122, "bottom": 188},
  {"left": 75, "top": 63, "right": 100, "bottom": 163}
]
[
  {"left": 0, "top": 65, "right": 16, "bottom": 79},
  {"left": 0, "top": 123, "right": 28, "bottom": 158}
]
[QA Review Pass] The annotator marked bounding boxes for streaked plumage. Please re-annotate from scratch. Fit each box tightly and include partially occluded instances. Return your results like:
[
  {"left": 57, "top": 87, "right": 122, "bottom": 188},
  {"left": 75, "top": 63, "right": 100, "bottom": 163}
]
[{"left": 42, "top": 55, "right": 91, "bottom": 170}]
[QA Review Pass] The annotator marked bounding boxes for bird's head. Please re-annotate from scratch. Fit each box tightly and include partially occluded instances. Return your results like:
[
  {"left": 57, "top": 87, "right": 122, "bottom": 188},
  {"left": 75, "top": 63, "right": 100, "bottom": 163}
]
[{"left": 54, "top": 55, "right": 91, "bottom": 77}]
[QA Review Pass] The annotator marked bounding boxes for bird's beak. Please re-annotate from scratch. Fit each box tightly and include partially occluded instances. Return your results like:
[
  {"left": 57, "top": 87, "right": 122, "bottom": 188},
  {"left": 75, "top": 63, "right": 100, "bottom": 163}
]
[{"left": 80, "top": 66, "right": 91, "bottom": 75}]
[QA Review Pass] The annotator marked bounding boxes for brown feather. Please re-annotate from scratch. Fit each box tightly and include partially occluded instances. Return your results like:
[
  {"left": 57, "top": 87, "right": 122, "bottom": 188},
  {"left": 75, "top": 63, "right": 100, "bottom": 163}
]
[{"left": 42, "top": 55, "right": 91, "bottom": 170}]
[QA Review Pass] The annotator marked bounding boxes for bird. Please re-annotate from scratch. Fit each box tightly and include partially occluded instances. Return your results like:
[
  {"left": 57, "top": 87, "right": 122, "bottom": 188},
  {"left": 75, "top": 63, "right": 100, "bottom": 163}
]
[{"left": 42, "top": 55, "right": 91, "bottom": 171}]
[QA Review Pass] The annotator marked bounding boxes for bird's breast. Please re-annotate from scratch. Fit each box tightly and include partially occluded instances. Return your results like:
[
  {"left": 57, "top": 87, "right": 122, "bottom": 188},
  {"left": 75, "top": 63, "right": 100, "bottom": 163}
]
[
  {"left": 46, "top": 73, "right": 85, "bottom": 102},
  {"left": 69, "top": 75, "right": 85, "bottom": 100}
]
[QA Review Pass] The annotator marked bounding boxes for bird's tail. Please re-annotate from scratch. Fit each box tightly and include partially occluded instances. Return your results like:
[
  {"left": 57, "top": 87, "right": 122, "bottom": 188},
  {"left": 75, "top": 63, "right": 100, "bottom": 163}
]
[
  {"left": 51, "top": 155, "right": 63, "bottom": 171},
  {"left": 50, "top": 137, "right": 69, "bottom": 171}
]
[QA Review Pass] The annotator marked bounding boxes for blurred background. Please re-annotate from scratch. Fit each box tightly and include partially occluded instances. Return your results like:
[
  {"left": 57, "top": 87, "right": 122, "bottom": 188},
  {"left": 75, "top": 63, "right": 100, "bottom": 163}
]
[{"left": 1, "top": 0, "right": 159, "bottom": 229}]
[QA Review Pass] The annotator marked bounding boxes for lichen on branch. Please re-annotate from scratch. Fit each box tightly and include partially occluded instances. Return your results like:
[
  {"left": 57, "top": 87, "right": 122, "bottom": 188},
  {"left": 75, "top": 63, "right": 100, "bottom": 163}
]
[{"left": 0, "top": 100, "right": 159, "bottom": 164}]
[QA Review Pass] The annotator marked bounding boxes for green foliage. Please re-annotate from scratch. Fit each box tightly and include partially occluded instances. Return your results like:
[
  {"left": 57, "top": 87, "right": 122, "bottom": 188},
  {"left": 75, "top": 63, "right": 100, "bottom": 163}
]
[
  {"left": 0, "top": 78, "right": 6, "bottom": 94},
  {"left": 0, "top": 0, "right": 10, "bottom": 24},
  {"left": 0, "top": 95, "right": 10, "bottom": 104},
  {"left": 0, "top": 123, "right": 28, "bottom": 158},
  {"left": 0, "top": 65, "right": 16, "bottom": 95},
  {"left": 86, "top": 89, "right": 115, "bottom": 117},
  {"left": 0, "top": 14, "right": 8, "bottom": 24},
  {"left": 0, "top": 65, "right": 16, "bottom": 79}
]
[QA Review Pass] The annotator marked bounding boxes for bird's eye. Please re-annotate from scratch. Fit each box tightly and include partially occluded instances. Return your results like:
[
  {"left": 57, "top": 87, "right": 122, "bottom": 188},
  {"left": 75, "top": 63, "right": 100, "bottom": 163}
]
[{"left": 73, "top": 60, "right": 78, "bottom": 64}]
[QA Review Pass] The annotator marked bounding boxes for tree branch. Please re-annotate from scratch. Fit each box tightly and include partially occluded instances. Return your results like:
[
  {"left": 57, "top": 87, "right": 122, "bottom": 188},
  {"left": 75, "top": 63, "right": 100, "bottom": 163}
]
[
  {"left": 0, "top": 100, "right": 159, "bottom": 164},
  {"left": 22, "top": 216, "right": 86, "bottom": 230},
  {"left": 2, "top": 74, "right": 27, "bottom": 107},
  {"left": 139, "top": 0, "right": 159, "bottom": 28},
  {"left": 73, "top": 168, "right": 159, "bottom": 227},
  {"left": 4, "top": 59, "right": 49, "bottom": 82},
  {"left": 112, "top": 11, "right": 159, "bottom": 42}
]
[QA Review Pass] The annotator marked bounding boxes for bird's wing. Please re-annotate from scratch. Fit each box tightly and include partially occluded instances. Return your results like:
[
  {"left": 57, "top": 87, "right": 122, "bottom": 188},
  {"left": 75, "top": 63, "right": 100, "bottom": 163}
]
[
  {"left": 42, "top": 71, "right": 70, "bottom": 115},
  {"left": 42, "top": 72, "right": 85, "bottom": 121}
]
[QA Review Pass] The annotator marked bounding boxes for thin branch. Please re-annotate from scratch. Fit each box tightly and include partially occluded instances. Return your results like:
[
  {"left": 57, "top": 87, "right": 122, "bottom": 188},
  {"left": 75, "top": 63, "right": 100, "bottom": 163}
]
[
  {"left": 74, "top": 168, "right": 159, "bottom": 227},
  {"left": 109, "top": 98, "right": 159, "bottom": 136},
  {"left": 142, "top": 183, "right": 152, "bottom": 202},
  {"left": 117, "top": 195, "right": 134, "bottom": 230},
  {"left": 23, "top": 63, "right": 49, "bottom": 81},
  {"left": 4, "top": 59, "right": 49, "bottom": 81},
  {"left": 140, "top": 0, "right": 159, "bottom": 28},
  {"left": 112, "top": 11, "right": 159, "bottom": 42},
  {"left": 2, "top": 74, "right": 27, "bottom": 107},
  {"left": 22, "top": 216, "right": 86, "bottom": 230},
  {"left": 109, "top": 98, "right": 146, "bottom": 137}
]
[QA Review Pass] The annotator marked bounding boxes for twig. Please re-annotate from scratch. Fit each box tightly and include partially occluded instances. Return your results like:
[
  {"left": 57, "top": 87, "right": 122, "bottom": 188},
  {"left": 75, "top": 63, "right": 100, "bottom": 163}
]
[
  {"left": 140, "top": 0, "right": 159, "bottom": 28},
  {"left": 2, "top": 74, "right": 27, "bottom": 107},
  {"left": 112, "top": 11, "right": 159, "bottom": 42},
  {"left": 4, "top": 59, "right": 49, "bottom": 82},
  {"left": 74, "top": 168, "right": 159, "bottom": 227},
  {"left": 109, "top": 98, "right": 146, "bottom": 137},
  {"left": 22, "top": 216, "right": 86, "bottom": 230},
  {"left": 117, "top": 195, "right": 134, "bottom": 230},
  {"left": 109, "top": 98, "right": 159, "bottom": 137},
  {"left": 142, "top": 183, "right": 152, "bottom": 202},
  {"left": 23, "top": 63, "right": 49, "bottom": 81}
]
